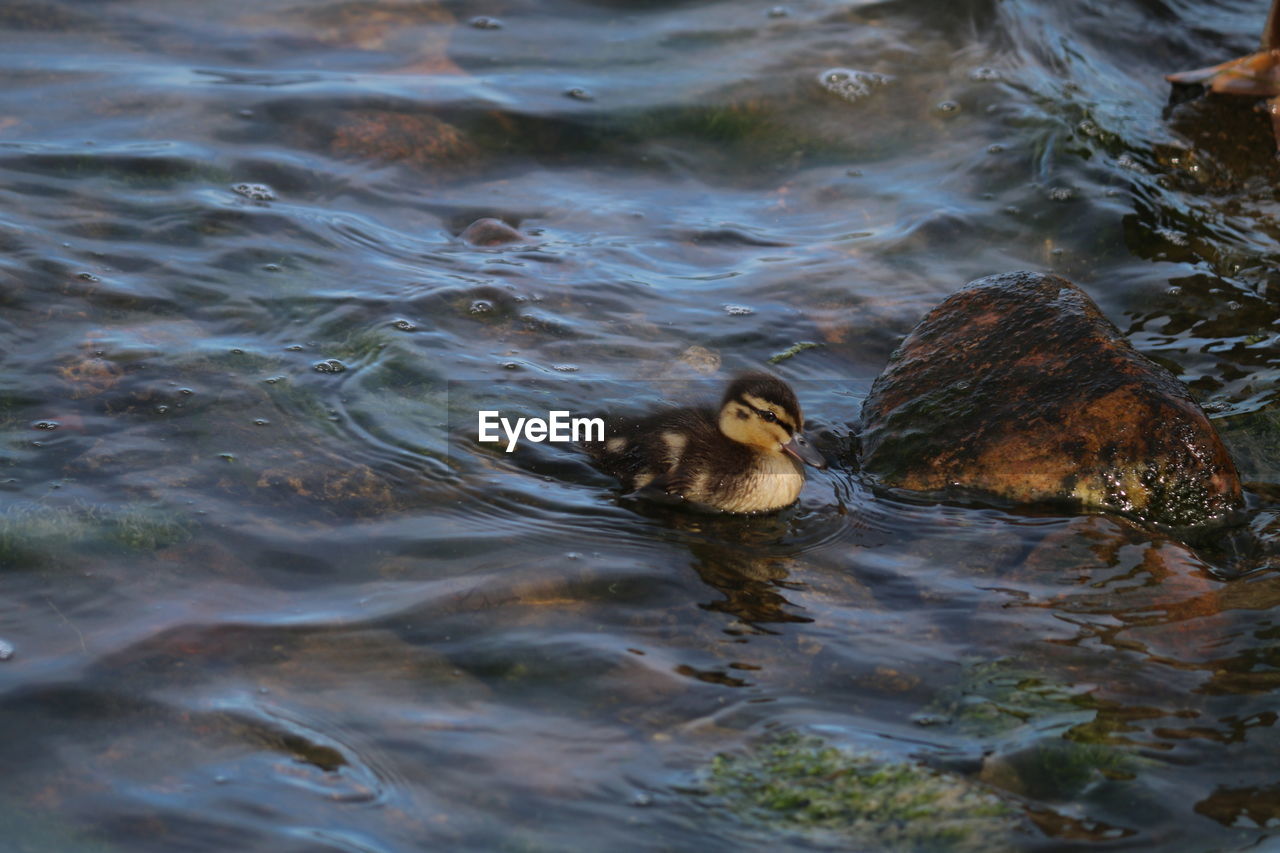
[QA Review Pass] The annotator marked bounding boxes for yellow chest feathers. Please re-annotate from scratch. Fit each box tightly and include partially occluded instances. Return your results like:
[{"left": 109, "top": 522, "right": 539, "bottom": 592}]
[{"left": 688, "top": 452, "right": 804, "bottom": 513}]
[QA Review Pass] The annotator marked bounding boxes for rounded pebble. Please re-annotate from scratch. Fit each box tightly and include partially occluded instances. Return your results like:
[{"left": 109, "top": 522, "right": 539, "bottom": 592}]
[{"left": 313, "top": 359, "right": 347, "bottom": 373}]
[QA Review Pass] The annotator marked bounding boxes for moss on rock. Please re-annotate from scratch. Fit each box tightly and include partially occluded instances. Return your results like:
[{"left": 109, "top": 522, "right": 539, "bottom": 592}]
[{"left": 706, "top": 731, "right": 1020, "bottom": 851}]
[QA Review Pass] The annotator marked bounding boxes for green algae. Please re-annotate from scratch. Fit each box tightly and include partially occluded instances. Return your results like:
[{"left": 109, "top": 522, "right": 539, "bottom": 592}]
[
  {"left": 926, "top": 660, "right": 1094, "bottom": 739},
  {"left": 706, "top": 732, "right": 1019, "bottom": 851},
  {"left": 922, "top": 659, "right": 1142, "bottom": 801},
  {"left": 768, "top": 341, "right": 823, "bottom": 364},
  {"left": 0, "top": 502, "right": 192, "bottom": 569}
]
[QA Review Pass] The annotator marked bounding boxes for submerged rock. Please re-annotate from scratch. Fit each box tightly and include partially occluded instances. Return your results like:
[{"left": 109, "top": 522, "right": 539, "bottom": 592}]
[
  {"left": 459, "top": 217, "right": 524, "bottom": 246},
  {"left": 858, "top": 271, "right": 1243, "bottom": 528}
]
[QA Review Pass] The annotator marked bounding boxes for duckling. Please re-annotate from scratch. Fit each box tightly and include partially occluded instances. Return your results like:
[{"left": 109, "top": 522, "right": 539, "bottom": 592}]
[{"left": 585, "top": 371, "right": 827, "bottom": 513}]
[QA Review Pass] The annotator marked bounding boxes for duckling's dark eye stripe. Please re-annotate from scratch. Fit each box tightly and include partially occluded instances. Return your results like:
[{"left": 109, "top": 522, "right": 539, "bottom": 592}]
[
  {"left": 734, "top": 395, "right": 797, "bottom": 432},
  {"left": 751, "top": 405, "right": 794, "bottom": 434}
]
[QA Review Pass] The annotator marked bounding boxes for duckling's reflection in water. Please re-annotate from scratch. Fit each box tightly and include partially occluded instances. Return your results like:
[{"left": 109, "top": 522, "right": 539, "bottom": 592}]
[{"left": 624, "top": 502, "right": 816, "bottom": 628}]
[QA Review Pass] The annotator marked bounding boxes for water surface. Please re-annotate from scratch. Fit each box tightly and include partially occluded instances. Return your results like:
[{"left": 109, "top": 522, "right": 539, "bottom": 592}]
[{"left": 2, "top": 0, "right": 1280, "bottom": 850}]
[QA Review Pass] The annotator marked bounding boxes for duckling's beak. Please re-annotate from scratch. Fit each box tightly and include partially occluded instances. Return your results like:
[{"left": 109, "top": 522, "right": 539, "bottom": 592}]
[{"left": 782, "top": 432, "right": 827, "bottom": 469}]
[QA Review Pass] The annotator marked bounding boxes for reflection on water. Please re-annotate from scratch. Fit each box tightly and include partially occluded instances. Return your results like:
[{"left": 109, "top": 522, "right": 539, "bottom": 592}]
[{"left": 1, "top": 0, "right": 1280, "bottom": 849}]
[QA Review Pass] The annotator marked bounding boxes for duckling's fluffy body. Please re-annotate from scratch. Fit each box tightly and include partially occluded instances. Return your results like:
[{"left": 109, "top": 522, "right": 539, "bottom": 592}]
[{"left": 586, "top": 372, "right": 825, "bottom": 513}]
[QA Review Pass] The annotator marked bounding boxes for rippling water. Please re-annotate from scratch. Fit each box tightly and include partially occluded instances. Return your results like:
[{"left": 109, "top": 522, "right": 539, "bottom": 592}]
[{"left": 2, "top": 0, "right": 1280, "bottom": 850}]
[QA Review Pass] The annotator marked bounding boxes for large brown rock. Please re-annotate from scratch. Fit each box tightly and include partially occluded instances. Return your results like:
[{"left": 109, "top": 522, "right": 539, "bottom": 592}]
[{"left": 858, "top": 271, "right": 1244, "bottom": 528}]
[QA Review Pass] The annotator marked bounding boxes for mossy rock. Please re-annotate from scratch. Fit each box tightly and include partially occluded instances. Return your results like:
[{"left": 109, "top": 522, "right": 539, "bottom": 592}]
[
  {"left": 705, "top": 731, "right": 1021, "bottom": 851},
  {"left": 859, "top": 271, "right": 1244, "bottom": 529}
]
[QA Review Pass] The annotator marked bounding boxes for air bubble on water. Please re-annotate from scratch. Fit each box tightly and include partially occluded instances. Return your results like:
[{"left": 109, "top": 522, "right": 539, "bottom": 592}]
[
  {"left": 470, "top": 300, "right": 494, "bottom": 315},
  {"left": 969, "top": 66, "right": 1000, "bottom": 82},
  {"left": 393, "top": 319, "right": 418, "bottom": 331},
  {"left": 818, "top": 68, "right": 892, "bottom": 103},
  {"left": 1077, "top": 120, "right": 1099, "bottom": 137},
  {"left": 564, "top": 87, "right": 594, "bottom": 101},
  {"left": 232, "top": 183, "right": 275, "bottom": 201},
  {"left": 179, "top": 388, "right": 194, "bottom": 396},
  {"left": 1048, "top": 186, "right": 1074, "bottom": 201},
  {"left": 285, "top": 344, "right": 304, "bottom": 352},
  {"left": 155, "top": 405, "right": 169, "bottom": 414},
  {"left": 1116, "top": 154, "right": 1147, "bottom": 173},
  {"left": 933, "top": 100, "right": 960, "bottom": 115},
  {"left": 1167, "top": 286, "right": 1182, "bottom": 296},
  {"left": 32, "top": 421, "right": 58, "bottom": 431},
  {"left": 1227, "top": 300, "right": 1243, "bottom": 311},
  {"left": 313, "top": 359, "right": 347, "bottom": 373},
  {"left": 230, "top": 348, "right": 244, "bottom": 355},
  {"left": 724, "top": 304, "right": 754, "bottom": 316},
  {"left": 254, "top": 418, "right": 269, "bottom": 426},
  {"left": 553, "top": 364, "right": 579, "bottom": 372},
  {"left": 987, "top": 143, "right": 1006, "bottom": 153},
  {"left": 1155, "top": 227, "right": 1188, "bottom": 247},
  {"left": 502, "top": 362, "right": 521, "bottom": 370},
  {"left": 262, "top": 263, "right": 281, "bottom": 272},
  {"left": 77, "top": 272, "right": 99, "bottom": 282},
  {"left": 469, "top": 16, "right": 502, "bottom": 29}
]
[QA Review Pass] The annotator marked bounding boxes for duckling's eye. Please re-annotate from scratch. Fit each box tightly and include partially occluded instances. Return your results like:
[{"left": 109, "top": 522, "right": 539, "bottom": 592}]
[{"left": 758, "top": 409, "right": 777, "bottom": 423}]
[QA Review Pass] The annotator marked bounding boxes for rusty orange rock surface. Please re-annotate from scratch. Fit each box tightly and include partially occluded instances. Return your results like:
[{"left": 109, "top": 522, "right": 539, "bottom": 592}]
[{"left": 859, "top": 271, "right": 1244, "bottom": 528}]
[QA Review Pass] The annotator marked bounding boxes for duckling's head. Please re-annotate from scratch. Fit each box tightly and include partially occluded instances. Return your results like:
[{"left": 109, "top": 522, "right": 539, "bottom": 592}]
[{"left": 717, "top": 372, "right": 827, "bottom": 469}]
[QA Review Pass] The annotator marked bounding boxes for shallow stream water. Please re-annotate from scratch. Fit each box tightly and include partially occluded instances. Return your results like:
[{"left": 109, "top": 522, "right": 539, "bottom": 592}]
[{"left": 2, "top": 0, "right": 1280, "bottom": 850}]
